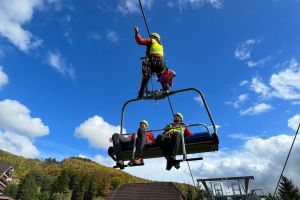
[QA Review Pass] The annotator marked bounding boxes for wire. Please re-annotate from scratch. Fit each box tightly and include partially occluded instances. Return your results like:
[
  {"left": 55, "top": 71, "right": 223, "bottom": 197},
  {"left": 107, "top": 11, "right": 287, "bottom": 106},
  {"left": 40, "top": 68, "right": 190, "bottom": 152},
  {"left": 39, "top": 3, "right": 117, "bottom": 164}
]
[
  {"left": 273, "top": 123, "right": 300, "bottom": 198},
  {"left": 167, "top": 96, "right": 175, "bottom": 116},
  {"left": 186, "top": 160, "right": 196, "bottom": 188},
  {"left": 138, "top": 0, "right": 151, "bottom": 36}
]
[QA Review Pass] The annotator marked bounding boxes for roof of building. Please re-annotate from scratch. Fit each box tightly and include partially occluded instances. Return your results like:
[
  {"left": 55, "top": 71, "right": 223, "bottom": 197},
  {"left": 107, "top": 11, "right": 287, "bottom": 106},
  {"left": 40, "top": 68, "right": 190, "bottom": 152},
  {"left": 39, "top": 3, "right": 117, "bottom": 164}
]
[
  {"left": 107, "top": 182, "right": 185, "bottom": 200},
  {"left": 0, "top": 161, "right": 13, "bottom": 173}
]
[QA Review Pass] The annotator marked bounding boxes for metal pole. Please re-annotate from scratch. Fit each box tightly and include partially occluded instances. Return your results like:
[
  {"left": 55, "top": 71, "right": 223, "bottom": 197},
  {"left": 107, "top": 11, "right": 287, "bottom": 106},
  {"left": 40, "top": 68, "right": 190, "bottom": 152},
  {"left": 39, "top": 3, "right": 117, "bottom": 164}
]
[{"left": 180, "top": 126, "right": 187, "bottom": 160}]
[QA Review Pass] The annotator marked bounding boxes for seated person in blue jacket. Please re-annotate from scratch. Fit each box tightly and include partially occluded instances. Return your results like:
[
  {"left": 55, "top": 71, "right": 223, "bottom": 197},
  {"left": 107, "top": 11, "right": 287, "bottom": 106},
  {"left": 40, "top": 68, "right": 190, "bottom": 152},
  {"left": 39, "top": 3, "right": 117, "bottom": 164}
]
[
  {"left": 156, "top": 112, "right": 192, "bottom": 170},
  {"left": 109, "top": 120, "right": 154, "bottom": 168}
]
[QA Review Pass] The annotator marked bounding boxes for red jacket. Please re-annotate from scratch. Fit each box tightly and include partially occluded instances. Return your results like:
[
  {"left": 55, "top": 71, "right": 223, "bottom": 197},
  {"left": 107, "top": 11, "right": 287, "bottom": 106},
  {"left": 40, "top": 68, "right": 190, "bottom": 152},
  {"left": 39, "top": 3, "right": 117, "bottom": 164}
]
[
  {"left": 135, "top": 33, "right": 151, "bottom": 45},
  {"left": 128, "top": 131, "right": 155, "bottom": 144}
]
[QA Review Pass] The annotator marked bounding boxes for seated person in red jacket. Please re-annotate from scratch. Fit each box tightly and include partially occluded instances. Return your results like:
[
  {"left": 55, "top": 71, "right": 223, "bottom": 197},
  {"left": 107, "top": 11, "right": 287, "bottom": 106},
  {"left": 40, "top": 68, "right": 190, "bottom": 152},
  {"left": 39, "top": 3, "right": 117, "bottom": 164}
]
[
  {"left": 156, "top": 113, "right": 192, "bottom": 171},
  {"left": 109, "top": 120, "right": 154, "bottom": 167}
]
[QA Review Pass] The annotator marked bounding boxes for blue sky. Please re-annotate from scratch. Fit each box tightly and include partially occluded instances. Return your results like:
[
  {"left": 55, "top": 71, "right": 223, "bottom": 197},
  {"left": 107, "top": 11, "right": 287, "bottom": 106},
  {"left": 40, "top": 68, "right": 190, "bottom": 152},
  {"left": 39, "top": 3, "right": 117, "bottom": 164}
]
[{"left": 0, "top": 0, "right": 300, "bottom": 193}]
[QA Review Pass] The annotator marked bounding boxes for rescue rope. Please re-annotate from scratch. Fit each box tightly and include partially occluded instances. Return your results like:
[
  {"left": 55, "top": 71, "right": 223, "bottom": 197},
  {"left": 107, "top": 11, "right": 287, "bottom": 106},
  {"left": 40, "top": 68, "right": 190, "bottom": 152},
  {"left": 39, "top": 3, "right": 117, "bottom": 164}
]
[
  {"left": 167, "top": 96, "right": 175, "bottom": 116},
  {"left": 138, "top": 0, "right": 151, "bottom": 37},
  {"left": 134, "top": 2, "right": 197, "bottom": 188},
  {"left": 137, "top": 0, "right": 175, "bottom": 117},
  {"left": 273, "top": 122, "right": 300, "bottom": 198},
  {"left": 186, "top": 159, "right": 196, "bottom": 188}
]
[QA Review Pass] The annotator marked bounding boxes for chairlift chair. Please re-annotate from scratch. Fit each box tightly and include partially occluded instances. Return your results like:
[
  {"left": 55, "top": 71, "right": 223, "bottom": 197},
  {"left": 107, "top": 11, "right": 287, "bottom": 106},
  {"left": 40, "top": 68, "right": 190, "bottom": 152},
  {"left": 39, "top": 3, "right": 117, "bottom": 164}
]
[{"left": 109, "top": 88, "right": 219, "bottom": 168}]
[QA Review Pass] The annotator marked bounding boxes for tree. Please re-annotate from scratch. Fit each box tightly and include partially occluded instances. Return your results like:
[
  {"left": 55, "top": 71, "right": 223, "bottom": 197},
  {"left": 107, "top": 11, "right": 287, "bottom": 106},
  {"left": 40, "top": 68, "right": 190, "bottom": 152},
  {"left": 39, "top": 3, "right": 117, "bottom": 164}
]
[
  {"left": 277, "top": 175, "right": 300, "bottom": 200},
  {"left": 3, "top": 183, "right": 18, "bottom": 198},
  {"left": 16, "top": 174, "right": 39, "bottom": 200},
  {"left": 186, "top": 185, "right": 196, "bottom": 200},
  {"left": 51, "top": 169, "right": 70, "bottom": 194},
  {"left": 266, "top": 193, "right": 277, "bottom": 200}
]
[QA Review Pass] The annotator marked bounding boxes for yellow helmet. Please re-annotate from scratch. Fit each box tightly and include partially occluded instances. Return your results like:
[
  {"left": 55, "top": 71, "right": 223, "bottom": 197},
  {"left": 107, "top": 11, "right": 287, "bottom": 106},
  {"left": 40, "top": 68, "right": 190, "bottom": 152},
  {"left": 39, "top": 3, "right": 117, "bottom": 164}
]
[
  {"left": 151, "top": 33, "right": 160, "bottom": 41},
  {"left": 174, "top": 112, "right": 183, "bottom": 121},
  {"left": 140, "top": 120, "right": 149, "bottom": 127}
]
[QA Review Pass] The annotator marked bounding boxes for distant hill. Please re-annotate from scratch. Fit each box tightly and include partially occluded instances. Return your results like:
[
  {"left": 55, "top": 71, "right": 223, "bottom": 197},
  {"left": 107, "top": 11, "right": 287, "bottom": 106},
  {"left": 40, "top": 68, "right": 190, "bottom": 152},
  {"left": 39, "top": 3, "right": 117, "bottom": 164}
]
[{"left": 0, "top": 149, "right": 201, "bottom": 200}]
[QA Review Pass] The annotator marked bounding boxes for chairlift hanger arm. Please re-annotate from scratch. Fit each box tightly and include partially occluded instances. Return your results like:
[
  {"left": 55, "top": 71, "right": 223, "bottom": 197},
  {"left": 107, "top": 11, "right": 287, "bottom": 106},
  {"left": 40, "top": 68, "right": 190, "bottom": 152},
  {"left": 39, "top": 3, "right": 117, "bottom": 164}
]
[{"left": 120, "top": 87, "right": 217, "bottom": 135}]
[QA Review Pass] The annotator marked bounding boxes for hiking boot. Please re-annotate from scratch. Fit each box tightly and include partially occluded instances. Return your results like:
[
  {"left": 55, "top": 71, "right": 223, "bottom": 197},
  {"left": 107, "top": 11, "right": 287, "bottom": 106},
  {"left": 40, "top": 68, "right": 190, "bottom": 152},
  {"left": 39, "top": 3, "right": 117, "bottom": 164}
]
[
  {"left": 116, "top": 160, "right": 125, "bottom": 169},
  {"left": 134, "top": 157, "right": 144, "bottom": 165},
  {"left": 166, "top": 158, "right": 174, "bottom": 171},
  {"left": 173, "top": 160, "right": 180, "bottom": 169}
]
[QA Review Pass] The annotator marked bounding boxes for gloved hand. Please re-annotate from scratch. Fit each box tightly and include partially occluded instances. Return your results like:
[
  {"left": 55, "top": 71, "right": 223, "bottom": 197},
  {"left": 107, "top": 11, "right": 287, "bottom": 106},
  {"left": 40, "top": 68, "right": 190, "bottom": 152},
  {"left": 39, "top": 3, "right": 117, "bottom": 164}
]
[{"left": 134, "top": 26, "right": 139, "bottom": 33}]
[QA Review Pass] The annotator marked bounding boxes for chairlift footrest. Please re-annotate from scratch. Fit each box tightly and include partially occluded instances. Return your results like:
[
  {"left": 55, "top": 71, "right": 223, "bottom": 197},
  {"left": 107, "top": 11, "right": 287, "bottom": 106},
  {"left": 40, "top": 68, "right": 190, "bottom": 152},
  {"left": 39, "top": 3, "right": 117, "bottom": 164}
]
[
  {"left": 113, "top": 165, "right": 127, "bottom": 170},
  {"left": 128, "top": 162, "right": 145, "bottom": 167},
  {"left": 178, "top": 157, "right": 203, "bottom": 162}
]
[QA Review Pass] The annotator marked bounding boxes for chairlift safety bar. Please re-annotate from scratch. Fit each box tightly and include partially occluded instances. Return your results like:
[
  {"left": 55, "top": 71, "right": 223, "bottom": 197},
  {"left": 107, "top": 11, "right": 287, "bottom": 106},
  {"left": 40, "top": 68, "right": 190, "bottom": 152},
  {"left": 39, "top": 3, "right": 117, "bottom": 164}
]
[{"left": 120, "top": 88, "right": 217, "bottom": 136}]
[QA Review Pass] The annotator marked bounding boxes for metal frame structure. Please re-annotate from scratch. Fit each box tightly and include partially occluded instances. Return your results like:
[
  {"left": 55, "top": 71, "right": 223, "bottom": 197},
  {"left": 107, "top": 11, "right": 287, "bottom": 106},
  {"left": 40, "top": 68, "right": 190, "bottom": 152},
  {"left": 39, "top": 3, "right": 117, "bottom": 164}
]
[
  {"left": 115, "top": 88, "right": 219, "bottom": 162},
  {"left": 197, "top": 176, "right": 267, "bottom": 200},
  {"left": 120, "top": 88, "right": 217, "bottom": 135}
]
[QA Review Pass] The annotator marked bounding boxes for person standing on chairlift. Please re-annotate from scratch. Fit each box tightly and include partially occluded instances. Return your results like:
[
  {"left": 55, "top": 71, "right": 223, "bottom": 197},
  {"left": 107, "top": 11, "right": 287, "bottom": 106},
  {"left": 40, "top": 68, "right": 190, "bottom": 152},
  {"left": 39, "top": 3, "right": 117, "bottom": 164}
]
[
  {"left": 109, "top": 120, "right": 154, "bottom": 168},
  {"left": 134, "top": 25, "right": 176, "bottom": 99},
  {"left": 156, "top": 112, "right": 192, "bottom": 171}
]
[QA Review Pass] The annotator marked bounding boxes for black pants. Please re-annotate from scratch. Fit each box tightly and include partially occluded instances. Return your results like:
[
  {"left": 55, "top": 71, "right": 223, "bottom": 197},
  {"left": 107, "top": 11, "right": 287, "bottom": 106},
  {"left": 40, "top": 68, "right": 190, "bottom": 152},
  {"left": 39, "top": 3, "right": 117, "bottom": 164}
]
[
  {"left": 112, "top": 127, "right": 148, "bottom": 160},
  {"left": 156, "top": 132, "right": 182, "bottom": 160},
  {"left": 138, "top": 56, "right": 167, "bottom": 98}
]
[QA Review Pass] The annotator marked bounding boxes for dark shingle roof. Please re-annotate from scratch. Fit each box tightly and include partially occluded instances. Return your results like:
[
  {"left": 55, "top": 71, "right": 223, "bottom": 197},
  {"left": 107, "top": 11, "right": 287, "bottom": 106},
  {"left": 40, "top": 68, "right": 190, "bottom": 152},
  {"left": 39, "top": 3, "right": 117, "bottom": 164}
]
[
  {"left": 107, "top": 182, "right": 185, "bottom": 200},
  {"left": 0, "top": 160, "right": 12, "bottom": 173}
]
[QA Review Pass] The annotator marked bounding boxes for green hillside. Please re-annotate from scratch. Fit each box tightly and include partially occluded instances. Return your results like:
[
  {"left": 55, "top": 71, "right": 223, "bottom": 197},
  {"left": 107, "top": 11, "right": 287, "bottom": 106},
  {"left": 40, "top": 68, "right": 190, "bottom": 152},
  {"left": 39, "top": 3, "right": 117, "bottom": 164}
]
[{"left": 0, "top": 149, "right": 201, "bottom": 200}]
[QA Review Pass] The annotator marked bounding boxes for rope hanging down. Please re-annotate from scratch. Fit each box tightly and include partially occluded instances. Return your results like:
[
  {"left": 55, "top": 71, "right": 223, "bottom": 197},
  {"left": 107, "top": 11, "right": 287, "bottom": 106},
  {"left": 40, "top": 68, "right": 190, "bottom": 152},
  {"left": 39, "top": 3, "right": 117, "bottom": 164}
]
[
  {"left": 137, "top": 0, "right": 195, "bottom": 186},
  {"left": 273, "top": 123, "right": 300, "bottom": 198},
  {"left": 138, "top": 0, "right": 151, "bottom": 37}
]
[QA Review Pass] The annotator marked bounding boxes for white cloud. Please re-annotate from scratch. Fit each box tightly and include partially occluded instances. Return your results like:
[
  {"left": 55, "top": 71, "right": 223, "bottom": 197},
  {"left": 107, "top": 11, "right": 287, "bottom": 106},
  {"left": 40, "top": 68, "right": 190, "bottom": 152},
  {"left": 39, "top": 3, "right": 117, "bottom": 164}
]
[
  {"left": 288, "top": 114, "right": 300, "bottom": 131},
  {"left": 192, "top": 134, "right": 300, "bottom": 193},
  {"left": 240, "top": 80, "right": 249, "bottom": 87},
  {"left": 87, "top": 31, "right": 102, "bottom": 41},
  {"left": 269, "top": 58, "right": 300, "bottom": 100},
  {"left": 106, "top": 31, "right": 119, "bottom": 43},
  {"left": 0, "top": 99, "right": 49, "bottom": 158},
  {"left": 240, "top": 103, "right": 273, "bottom": 116},
  {"left": 246, "top": 55, "right": 272, "bottom": 68},
  {"left": 226, "top": 93, "right": 248, "bottom": 108},
  {"left": 193, "top": 95, "right": 204, "bottom": 105},
  {"left": 234, "top": 39, "right": 261, "bottom": 61},
  {"left": 246, "top": 58, "right": 300, "bottom": 101},
  {"left": 74, "top": 115, "right": 125, "bottom": 149},
  {"left": 227, "top": 133, "right": 252, "bottom": 140},
  {"left": 177, "top": 0, "right": 223, "bottom": 10},
  {"left": 0, "top": 130, "right": 39, "bottom": 158},
  {"left": 0, "top": 0, "right": 43, "bottom": 52},
  {"left": 0, "top": 99, "right": 49, "bottom": 138},
  {"left": 0, "top": 66, "right": 9, "bottom": 89},
  {"left": 46, "top": 51, "right": 75, "bottom": 79},
  {"left": 78, "top": 154, "right": 115, "bottom": 167},
  {"left": 292, "top": 101, "right": 300, "bottom": 105},
  {"left": 117, "top": 0, "right": 153, "bottom": 14},
  {"left": 250, "top": 77, "right": 272, "bottom": 99}
]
